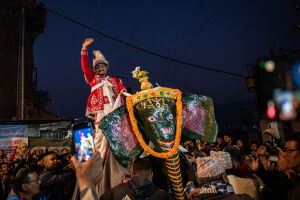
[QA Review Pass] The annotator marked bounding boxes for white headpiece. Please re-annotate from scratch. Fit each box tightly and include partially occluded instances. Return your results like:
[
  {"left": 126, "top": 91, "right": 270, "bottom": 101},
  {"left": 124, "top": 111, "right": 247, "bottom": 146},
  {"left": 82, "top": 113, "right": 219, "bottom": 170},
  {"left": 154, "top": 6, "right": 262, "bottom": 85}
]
[{"left": 93, "top": 50, "right": 109, "bottom": 66}]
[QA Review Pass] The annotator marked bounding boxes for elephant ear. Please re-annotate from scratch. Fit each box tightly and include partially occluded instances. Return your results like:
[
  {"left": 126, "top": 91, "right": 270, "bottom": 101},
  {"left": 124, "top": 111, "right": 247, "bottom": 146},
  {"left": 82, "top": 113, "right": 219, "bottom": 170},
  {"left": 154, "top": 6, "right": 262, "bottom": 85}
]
[
  {"left": 99, "top": 105, "right": 143, "bottom": 167},
  {"left": 182, "top": 94, "right": 218, "bottom": 143}
]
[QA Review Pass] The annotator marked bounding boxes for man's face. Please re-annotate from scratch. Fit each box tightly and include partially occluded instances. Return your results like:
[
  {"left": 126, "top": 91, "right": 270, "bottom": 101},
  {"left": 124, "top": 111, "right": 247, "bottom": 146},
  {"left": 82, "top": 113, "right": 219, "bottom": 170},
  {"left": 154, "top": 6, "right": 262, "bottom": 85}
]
[
  {"left": 23, "top": 172, "right": 40, "bottom": 197},
  {"left": 6, "top": 154, "right": 12, "bottom": 161},
  {"left": 19, "top": 144, "right": 27, "bottom": 154},
  {"left": 38, "top": 150, "right": 43, "bottom": 155},
  {"left": 1, "top": 164, "right": 9, "bottom": 174},
  {"left": 216, "top": 137, "right": 222, "bottom": 144},
  {"left": 277, "top": 153, "right": 290, "bottom": 172},
  {"left": 237, "top": 140, "right": 243, "bottom": 148},
  {"left": 94, "top": 63, "right": 108, "bottom": 75},
  {"left": 284, "top": 141, "right": 300, "bottom": 171},
  {"left": 250, "top": 143, "right": 257, "bottom": 151},
  {"left": 43, "top": 154, "right": 58, "bottom": 170},
  {"left": 223, "top": 135, "right": 230, "bottom": 143},
  {"left": 257, "top": 145, "right": 268, "bottom": 155},
  {"left": 197, "top": 142, "right": 202, "bottom": 150}
]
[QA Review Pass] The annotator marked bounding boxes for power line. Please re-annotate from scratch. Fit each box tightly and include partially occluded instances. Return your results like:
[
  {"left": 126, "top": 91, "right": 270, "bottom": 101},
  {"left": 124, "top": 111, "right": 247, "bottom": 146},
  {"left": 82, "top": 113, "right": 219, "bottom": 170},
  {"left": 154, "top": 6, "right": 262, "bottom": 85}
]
[
  {"left": 162, "top": 0, "right": 222, "bottom": 84},
  {"left": 109, "top": 0, "right": 134, "bottom": 75},
  {"left": 84, "top": 0, "right": 103, "bottom": 36},
  {"left": 219, "top": 90, "right": 249, "bottom": 105},
  {"left": 182, "top": 0, "right": 223, "bottom": 51},
  {"left": 114, "top": 0, "right": 153, "bottom": 74},
  {"left": 88, "top": 0, "right": 102, "bottom": 27},
  {"left": 47, "top": 25, "right": 213, "bottom": 98},
  {"left": 44, "top": 6, "right": 247, "bottom": 78}
]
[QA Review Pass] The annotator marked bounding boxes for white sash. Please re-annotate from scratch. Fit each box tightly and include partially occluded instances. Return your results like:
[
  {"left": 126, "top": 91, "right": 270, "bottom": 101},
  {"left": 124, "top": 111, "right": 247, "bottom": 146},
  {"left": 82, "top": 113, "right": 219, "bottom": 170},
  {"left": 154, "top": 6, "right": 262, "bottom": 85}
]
[
  {"left": 91, "top": 76, "right": 131, "bottom": 110},
  {"left": 112, "top": 92, "right": 131, "bottom": 111},
  {"left": 91, "top": 76, "right": 113, "bottom": 93}
]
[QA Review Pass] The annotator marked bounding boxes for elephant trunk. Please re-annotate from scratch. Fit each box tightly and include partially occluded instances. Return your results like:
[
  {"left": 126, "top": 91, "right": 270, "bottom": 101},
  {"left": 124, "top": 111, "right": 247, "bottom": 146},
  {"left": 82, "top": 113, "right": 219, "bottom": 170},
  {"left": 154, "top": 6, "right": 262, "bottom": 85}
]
[{"left": 158, "top": 140, "right": 185, "bottom": 200}]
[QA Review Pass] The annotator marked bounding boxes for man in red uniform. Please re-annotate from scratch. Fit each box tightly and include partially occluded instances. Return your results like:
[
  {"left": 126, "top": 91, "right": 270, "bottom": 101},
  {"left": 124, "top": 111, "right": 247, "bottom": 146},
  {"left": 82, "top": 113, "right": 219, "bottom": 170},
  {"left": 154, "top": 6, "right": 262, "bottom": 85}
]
[
  {"left": 81, "top": 38, "right": 127, "bottom": 158},
  {"left": 81, "top": 38, "right": 128, "bottom": 195}
]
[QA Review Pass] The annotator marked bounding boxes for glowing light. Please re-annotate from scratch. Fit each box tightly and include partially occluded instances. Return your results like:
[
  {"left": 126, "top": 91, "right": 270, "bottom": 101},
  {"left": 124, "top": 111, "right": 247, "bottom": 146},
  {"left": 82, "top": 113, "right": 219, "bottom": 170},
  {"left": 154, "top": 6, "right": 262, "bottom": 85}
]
[
  {"left": 282, "top": 100, "right": 293, "bottom": 114},
  {"left": 265, "top": 60, "right": 275, "bottom": 72},
  {"left": 259, "top": 60, "right": 266, "bottom": 69},
  {"left": 267, "top": 100, "right": 276, "bottom": 119}
]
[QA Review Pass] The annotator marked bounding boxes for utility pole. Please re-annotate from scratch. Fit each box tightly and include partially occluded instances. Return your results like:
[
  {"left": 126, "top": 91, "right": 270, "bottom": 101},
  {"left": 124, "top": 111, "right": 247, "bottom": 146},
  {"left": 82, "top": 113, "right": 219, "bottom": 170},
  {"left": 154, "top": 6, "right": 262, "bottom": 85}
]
[{"left": 17, "top": 8, "right": 25, "bottom": 120}]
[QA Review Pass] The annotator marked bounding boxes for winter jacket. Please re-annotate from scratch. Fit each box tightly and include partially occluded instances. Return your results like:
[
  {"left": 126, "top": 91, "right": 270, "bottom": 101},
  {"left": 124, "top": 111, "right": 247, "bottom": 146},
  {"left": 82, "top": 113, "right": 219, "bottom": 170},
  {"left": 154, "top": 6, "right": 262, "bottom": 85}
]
[
  {"left": 39, "top": 170, "right": 74, "bottom": 200},
  {"left": 99, "top": 176, "right": 170, "bottom": 200}
]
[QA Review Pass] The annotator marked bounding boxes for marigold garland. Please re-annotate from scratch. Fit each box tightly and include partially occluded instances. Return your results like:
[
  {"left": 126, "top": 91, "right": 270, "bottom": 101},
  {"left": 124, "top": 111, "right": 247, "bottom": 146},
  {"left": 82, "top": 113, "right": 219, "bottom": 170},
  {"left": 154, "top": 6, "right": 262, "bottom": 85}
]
[{"left": 126, "top": 89, "right": 182, "bottom": 159}]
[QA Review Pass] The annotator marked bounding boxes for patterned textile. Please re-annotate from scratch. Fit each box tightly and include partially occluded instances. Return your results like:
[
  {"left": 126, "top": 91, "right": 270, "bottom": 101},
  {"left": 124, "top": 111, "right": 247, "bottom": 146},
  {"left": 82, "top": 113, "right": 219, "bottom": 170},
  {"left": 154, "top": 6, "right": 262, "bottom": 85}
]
[
  {"left": 198, "top": 181, "right": 234, "bottom": 195},
  {"left": 196, "top": 157, "right": 225, "bottom": 179},
  {"left": 211, "top": 151, "right": 233, "bottom": 169}
]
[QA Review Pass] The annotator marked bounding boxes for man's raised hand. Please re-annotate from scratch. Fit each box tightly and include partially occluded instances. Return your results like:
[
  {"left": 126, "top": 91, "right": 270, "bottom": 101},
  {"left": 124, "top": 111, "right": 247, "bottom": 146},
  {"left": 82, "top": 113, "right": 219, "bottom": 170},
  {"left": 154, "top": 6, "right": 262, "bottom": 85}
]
[{"left": 82, "top": 38, "right": 94, "bottom": 50}]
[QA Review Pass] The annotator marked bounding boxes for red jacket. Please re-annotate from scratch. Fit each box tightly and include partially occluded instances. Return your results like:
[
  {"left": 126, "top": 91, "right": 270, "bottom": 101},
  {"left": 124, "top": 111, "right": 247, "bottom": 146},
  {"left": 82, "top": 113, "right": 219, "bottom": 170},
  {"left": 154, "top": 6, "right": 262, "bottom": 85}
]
[{"left": 81, "top": 50, "right": 127, "bottom": 118}]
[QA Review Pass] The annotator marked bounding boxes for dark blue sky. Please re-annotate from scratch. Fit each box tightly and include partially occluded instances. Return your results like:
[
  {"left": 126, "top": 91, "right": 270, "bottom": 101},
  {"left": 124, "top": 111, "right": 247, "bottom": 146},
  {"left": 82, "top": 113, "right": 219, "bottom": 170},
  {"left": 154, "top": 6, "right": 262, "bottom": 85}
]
[{"left": 34, "top": 0, "right": 300, "bottom": 127}]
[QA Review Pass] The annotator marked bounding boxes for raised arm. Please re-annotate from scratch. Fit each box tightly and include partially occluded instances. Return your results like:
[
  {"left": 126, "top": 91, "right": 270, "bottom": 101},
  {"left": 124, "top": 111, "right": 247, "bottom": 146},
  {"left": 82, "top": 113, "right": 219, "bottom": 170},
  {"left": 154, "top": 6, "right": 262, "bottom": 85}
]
[{"left": 81, "top": 38, "right": 95, "bottom": 83}]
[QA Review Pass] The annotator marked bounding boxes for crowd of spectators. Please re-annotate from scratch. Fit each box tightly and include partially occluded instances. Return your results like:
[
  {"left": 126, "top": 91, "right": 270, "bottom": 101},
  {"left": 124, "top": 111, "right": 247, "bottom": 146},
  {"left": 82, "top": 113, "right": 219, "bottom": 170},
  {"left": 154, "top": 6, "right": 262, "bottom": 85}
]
[
  {"left": 1, "top": 128, "right": 300, "bottom": 200},
  {"left": 0, "top": 143, "right": 75, "bottom": 200},
  {"left": 180, "top": 130, "right": 300, "bottom": 200}
]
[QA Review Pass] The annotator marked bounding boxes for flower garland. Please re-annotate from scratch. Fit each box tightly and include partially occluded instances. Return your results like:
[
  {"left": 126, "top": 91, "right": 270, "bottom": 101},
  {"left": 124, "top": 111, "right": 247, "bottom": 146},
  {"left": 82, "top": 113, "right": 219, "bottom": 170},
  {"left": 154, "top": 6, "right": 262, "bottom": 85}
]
[{"left": 126, "top": 89, "right": 182, "bottom": 159}]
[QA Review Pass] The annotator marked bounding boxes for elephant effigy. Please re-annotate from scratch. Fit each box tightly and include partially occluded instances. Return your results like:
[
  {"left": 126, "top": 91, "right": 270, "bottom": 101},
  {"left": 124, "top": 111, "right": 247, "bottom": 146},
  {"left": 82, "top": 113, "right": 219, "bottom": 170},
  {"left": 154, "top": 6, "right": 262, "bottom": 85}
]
[{"left": 99, "top": 67, "right": 218, "bottom": 200}]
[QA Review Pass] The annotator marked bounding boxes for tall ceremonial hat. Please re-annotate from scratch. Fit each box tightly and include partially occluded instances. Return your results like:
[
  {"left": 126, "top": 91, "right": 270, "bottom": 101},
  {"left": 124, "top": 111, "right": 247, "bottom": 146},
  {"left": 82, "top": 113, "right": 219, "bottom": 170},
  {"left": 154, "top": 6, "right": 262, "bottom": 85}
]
[{"left": 93, "top": 50, "right": 109, "bottom": 67}]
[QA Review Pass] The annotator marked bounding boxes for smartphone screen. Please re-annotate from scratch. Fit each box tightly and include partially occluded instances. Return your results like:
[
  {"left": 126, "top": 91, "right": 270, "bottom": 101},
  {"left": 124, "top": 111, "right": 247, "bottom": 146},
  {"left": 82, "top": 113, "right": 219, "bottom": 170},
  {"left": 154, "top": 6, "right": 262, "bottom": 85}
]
[
  {"left": 274, "top": 90, "right": 295, "bottom": 119},
  {"left": 73, "top": 122, "right": 95, "bottom": 162},
  {"left": 270, "top": 155, "right": 278, "bottom": 162}
]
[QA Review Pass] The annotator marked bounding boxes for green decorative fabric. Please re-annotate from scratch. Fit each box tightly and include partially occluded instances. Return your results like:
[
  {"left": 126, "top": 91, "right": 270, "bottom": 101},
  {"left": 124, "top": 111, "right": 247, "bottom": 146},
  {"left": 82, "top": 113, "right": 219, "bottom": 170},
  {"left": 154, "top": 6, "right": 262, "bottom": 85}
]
[
  {"left": 182, "top": 94, "right": 218, "bottom": 143},
  {"left": 99, "top": 93, "right": 218, "bottom": 167},
  {"left": 99, "top": 105, "right": 142, "bottom": 167}
]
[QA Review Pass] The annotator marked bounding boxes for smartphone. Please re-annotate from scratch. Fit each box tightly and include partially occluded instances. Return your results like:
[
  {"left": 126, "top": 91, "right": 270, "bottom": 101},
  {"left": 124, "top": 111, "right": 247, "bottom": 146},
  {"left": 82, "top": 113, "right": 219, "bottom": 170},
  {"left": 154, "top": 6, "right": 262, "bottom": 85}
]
[
  {"left": 184, "top": 181, "right": 195, "bottom": 197},
  {"left": 270, "top": 155, "right": 278, "bottom": 162},
  {"left": 274, "top": 90, "right": 295, "bottom": 119},
  {"left": 73, "top": 122, "right": 95, "bottom": 162}
]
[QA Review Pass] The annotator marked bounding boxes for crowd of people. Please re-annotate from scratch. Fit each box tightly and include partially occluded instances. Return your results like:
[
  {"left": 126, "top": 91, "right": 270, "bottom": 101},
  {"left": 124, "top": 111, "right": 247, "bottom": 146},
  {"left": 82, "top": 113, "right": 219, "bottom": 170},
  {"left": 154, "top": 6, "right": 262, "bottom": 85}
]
[
  {"left": 1, "top": 129, "right": 300, "bottom": 200},
  {"left": 0, "top": 143, "right": 75, "bottom": 200},
  {"left": 180, "top": 130, "right": 300, "bottom": 200}
]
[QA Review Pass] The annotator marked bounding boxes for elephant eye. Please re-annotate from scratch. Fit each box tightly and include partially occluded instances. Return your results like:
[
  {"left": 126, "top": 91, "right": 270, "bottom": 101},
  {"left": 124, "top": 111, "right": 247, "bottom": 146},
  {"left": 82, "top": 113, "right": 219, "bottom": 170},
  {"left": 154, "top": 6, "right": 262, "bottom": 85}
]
[
  {"left": 156, "top": 102, "right": 161, "bottom": 108},
  {"left": 168, "top": 114, "right": 174, "bottom": 120},
  {"left": 147, "top": 116, "right": 157, "bottom": 122}
]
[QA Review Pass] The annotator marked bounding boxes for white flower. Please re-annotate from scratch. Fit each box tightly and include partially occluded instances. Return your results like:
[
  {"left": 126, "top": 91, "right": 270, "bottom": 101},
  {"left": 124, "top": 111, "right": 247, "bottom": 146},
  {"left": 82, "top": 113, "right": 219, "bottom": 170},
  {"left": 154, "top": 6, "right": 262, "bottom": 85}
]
[{"left": 132, "top": 66, "right": 141, "bottom": 78}]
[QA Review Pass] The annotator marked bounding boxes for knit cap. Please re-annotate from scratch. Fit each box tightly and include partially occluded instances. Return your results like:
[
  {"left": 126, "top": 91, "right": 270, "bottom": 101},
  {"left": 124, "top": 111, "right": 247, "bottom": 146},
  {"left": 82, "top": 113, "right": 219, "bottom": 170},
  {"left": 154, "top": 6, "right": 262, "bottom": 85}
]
[
  {"left": 196, "top": 156, "right": 225, "bottom": 179},
  {"left": 211, "top": 151, "right": 233, "bottom": 169}
]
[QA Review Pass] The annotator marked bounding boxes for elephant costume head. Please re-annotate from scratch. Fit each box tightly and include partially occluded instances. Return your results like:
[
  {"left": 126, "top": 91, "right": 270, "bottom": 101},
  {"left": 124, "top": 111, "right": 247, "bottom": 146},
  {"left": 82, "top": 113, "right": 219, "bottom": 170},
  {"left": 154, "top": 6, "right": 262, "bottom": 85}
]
[{"left": 99, "top": 68, "right": 218, "bottom": 199}]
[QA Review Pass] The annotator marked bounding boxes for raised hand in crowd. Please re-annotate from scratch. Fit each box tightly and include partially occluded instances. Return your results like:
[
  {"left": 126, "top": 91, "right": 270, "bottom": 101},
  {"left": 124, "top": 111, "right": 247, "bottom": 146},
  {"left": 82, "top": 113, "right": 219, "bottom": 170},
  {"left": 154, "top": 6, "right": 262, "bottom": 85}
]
[
  {"left": 71, "top": 152, "right": 102, "bottom": 192},
  {"left": 188, "top": 188, "right": 201, "bottom": 199},
  {"left": 250, "top": 154, "right": 259, "bottom": 172},
  {"left": 263, "top": 128, "right": 280, "bottom": 140}
]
